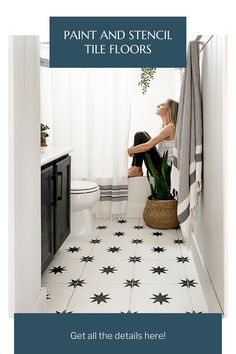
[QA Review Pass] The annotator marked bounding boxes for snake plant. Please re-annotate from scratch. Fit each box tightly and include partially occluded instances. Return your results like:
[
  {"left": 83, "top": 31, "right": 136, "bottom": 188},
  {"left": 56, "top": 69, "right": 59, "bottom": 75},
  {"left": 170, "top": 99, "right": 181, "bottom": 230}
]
[{"left": 145, "top": 151, "right": 173, "bottom": 200}]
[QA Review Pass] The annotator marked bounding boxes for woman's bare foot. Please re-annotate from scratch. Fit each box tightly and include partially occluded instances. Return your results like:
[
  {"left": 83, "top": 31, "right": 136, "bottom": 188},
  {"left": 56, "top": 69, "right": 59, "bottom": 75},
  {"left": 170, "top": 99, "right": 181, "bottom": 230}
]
[
  {"left": 128, "top": 166, "right": 135, "bottom": 171},
  {"left": 128, "top": 167, "right": 143, "bottom": 178}
]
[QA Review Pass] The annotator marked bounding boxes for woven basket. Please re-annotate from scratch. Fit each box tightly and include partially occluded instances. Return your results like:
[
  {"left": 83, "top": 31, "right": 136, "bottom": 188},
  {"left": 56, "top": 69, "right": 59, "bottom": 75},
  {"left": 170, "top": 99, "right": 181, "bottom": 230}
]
[{"left": 143, "top": 198, "right": 179, "bottom": 229}]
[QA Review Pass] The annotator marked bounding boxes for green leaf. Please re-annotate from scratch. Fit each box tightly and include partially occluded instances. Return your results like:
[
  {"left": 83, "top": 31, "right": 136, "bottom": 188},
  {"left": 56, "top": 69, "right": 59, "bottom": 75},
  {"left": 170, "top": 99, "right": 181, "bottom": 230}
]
[
  {"left": 145, "top": 152, "right": 172, "bottom": 200},
  {"left": 138, "top": 68, "right": 157, "bottom": 95}
]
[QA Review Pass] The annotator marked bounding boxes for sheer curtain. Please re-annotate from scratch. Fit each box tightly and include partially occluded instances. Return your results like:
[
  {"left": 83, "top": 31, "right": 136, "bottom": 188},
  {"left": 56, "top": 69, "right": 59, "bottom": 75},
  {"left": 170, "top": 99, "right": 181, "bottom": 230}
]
[{"left": 40, "top": 49, "right": 134, "bottom": 217}]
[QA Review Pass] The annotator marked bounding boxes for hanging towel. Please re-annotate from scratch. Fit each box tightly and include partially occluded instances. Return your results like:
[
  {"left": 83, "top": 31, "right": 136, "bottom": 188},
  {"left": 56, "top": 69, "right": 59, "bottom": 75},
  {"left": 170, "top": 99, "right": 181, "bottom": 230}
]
[{"left": 171, "top": 41, "right": 203, "bottom": 241}]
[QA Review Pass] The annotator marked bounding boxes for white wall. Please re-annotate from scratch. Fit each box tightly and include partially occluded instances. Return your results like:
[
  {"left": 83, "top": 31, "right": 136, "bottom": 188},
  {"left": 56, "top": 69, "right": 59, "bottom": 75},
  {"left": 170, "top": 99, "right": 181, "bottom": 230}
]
[
  {"left": 40, "top": 44, "right": 54, "bottom": 146},
  {"left": 9, "top": 36, "right": 44, "bottom": 312},
  {"left": 195, "top": 36, "right": 227, "bottom": 312}
]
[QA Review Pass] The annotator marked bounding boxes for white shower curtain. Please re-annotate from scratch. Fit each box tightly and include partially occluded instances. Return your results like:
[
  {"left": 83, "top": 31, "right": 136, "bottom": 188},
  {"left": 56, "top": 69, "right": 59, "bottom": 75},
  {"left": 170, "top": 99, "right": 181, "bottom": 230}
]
[{"left": 40, "top": 54, "right": 133, "bottom": 217}]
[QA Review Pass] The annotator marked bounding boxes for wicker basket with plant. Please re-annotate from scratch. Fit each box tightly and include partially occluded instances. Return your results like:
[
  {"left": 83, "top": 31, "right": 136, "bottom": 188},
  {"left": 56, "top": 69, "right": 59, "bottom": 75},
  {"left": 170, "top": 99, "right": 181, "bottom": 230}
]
[{"left": 143, "top": 151, "right": 179, "bottom": 229}]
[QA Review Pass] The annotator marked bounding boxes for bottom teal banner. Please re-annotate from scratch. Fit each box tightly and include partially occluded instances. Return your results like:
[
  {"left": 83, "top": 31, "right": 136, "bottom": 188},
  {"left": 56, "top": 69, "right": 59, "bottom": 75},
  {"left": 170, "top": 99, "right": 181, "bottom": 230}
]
[{"left": 15, "top": 313, "right": 221, "bottom": 354}]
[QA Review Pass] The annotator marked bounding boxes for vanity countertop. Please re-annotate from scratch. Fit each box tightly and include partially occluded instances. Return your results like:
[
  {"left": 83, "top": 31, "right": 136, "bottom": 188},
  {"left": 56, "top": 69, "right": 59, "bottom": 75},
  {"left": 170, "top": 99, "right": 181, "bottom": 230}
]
[{"left": 41, "top": 146, "right": 74, "bottom": 166}]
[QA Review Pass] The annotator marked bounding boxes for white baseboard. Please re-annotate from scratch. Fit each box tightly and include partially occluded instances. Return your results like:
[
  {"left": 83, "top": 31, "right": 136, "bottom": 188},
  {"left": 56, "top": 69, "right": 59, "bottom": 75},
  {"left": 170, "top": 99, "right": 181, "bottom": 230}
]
[
  {"left": 30, "top": 287, "right": 47, "bottom": 313},
  {"left": 191, "top": 234, "right": 223, "bottom": 313}
]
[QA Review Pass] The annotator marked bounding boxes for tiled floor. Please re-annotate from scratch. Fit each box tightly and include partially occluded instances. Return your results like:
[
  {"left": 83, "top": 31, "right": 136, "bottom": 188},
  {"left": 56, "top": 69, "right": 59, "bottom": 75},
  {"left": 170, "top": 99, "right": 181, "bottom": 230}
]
[{"left": 42, "top": 217, "right": 209, "bottom": 313}]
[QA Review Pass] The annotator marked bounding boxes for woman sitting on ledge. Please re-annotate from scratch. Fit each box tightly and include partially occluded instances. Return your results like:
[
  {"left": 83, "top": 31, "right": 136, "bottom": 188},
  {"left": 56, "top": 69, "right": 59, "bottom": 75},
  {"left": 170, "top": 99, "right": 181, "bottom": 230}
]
[{"left": 127, "top": 99, "right": 179, "bottom": 178}]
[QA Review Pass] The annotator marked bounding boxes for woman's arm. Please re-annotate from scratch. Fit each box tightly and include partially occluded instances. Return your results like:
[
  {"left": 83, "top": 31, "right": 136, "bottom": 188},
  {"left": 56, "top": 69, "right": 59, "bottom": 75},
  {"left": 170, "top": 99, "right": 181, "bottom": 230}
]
[{"left": 128, "top": 125, "right": 173, "bottom": 155}]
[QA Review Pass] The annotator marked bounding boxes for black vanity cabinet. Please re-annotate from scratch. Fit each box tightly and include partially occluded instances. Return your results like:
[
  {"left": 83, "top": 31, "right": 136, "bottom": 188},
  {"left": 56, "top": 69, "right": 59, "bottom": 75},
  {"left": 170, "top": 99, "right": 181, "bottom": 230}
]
[
  {"left": 41, "top": 155, "right": 71, "bottom": 272},
  {"left": 54, "top": 156, "right": 71, "bottom": 252},
  {"left": 41, "top": 165, "right": 54, "bottom": 272}
]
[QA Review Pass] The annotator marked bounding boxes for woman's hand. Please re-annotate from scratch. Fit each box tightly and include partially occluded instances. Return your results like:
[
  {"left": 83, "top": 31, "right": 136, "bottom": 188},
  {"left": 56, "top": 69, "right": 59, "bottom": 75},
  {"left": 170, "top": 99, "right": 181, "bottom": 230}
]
[{"left": 128, "top": 147, "right": 134, "bottom": 157}]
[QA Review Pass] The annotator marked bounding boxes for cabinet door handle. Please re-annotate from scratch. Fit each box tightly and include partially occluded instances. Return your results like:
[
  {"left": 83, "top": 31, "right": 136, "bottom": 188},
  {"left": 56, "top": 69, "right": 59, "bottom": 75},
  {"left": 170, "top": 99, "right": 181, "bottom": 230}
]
[
  {"left": 57, "top": 172, "right": 63, "bottom": 201},
  {"left": 51, "top": 176, "right": 55, "bottom": 205}
]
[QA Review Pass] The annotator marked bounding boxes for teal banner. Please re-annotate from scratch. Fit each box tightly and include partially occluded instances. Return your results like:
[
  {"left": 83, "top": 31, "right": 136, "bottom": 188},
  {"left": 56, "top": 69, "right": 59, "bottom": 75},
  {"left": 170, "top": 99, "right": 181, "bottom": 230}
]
[
  {"left": 50, "top": 17, "right": 186, "bottom": 67},
  {"left": 15, "top": 313, "right": 221, "bottom": 354}
]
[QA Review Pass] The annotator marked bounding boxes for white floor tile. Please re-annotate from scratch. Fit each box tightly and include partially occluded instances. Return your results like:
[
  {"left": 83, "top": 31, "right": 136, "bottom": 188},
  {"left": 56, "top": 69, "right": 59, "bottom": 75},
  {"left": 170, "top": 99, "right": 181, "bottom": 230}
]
[
  {"left": 42, "top": 283, "right": 74, "bottom": 313},
  {"left": 67, "top": 283, "right": 131, "bottom": 313},
  {"left": 98, "top": 235, "right": 137, "bottom": 247},
  {"left": 189, "top": 285, "right": 209, "bottom": 313},
  {"left": 90, "top": 243, "right": 136, "bottom": 260},
  {"left": 141, "top": 235, "right": 182, "bottom": 248},
  {"left": 184, "top": 260, "right": 201, "bottom": 284},
  {"left": 63, "top": 233, "right": 93, "bottom": 245},
  {"left": 133, "top": 260, "right": 187, "bottom": 284},
  {"left": 80, "top": 260, "right": 134, "bottom": 284},
  {"left": 42, "top": 259, "right": 86, "bottom": 284},
  {"left": 135, "top": 243, "right": 182, "bottom": 260},
  {"left": 179, "top": 244, "right": 194, "bottom": 261},
  {"left": 55, "top": 242, "right": 93, "bottom": 261},
  {"left": 130, "top": 283, "right": 193, "bottom": 313},
  {"left": 142, "top": 227, "right": 178, "bottom": 239}
]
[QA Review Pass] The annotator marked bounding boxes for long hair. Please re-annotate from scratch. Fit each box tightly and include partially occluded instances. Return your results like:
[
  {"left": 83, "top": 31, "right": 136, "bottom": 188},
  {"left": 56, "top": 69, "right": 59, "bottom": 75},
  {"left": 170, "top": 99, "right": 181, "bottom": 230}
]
[{"left": 167, "top": 99, "right": 179, "bottom": 127}]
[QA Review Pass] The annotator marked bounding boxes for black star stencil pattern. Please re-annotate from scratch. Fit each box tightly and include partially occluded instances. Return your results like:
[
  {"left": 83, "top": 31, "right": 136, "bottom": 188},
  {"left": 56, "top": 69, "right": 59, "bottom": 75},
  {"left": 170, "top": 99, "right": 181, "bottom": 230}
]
[
  {"left": 177, "top": 256, "right": 190, "bottom": 263},
  {"left": 128, "top": 256, "right": 142, "bottom": 263},
  {"left": 118, "top": 219, "right": 127, "bottom": 224},
  {"left": 124, "top": 279, "right": 141, "bottom": 288},
  {"left": 131, "top": 239, "right": 143, "bottom": 244},
  {"left": 150, "top": 266, "right": 168, "bottom": 275},
  {"left": 179, "top": 279, "right": 198, "bottom": 288},
  {"left": 90, "top": 292, "right": 111, "bottom": 304},
  {"left": 107, "top": 246, "right": 121, "bottom": 253},
  {"left": 56, "top": 310, "right": 73, "bottom": 314},
  {"left": 114, "top": 231, "right": 125, "bottom": 237},
  {"left": 43, "top": 217, "right": 204, "bottom": 313},
  {"left": 80, "top": 256, "right": 94, "bottom": 263},
  {"left": 174, "top": 239, "right": 185, "bottom": 244},
  {"left": 120, "top": 310, "right": 138, "bottom": 314},
  {"left": 68, "top": 278, "right": 86, "bottom": 288},
  {"left": 134, "top": 225, "right": 144, "bottom": 230},
  {"left": 96, "top": 225, "right": 107, "bottom": 230},
  {"left": 90, "top": 239, "right": 102, "bottom": 244},
  {"left": 49, "top": 266, "right": 66, "bottom": 274},
  {"left": 152, "top": 246, "right": 166, "bottom": 253},
  {"left": 66, "top": 246, "right": 81, "bottom": 253},
  {"left": 100, "top": 266, "right": 117, "bottom": 275},
  {"left": 151, "top": 293, "right": 171, "bottom": 305},
  {"left": 152, "top": 231, "right": 163, "bottom": 237}
]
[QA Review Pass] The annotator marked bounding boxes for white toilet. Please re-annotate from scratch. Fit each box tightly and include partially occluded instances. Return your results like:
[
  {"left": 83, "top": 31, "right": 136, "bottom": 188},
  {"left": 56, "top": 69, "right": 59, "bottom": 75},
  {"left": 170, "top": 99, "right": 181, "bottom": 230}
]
[{"left": 71, "top": 180, "right": 100, "bottom": 236}]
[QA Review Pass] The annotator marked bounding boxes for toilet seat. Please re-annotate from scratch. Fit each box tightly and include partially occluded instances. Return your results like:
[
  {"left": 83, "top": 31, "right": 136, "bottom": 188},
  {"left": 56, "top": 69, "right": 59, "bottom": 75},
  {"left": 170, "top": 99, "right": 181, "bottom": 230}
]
[{"left": 71, "top": 180, "right": 99, "bottom": 194}]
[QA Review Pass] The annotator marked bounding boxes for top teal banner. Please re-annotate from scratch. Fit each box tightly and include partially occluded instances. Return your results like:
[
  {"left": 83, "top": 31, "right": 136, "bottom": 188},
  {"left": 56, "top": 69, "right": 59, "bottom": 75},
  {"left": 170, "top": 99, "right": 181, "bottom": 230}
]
[{"left": 50, "top": 17, "right": 186, "bottom": 68}]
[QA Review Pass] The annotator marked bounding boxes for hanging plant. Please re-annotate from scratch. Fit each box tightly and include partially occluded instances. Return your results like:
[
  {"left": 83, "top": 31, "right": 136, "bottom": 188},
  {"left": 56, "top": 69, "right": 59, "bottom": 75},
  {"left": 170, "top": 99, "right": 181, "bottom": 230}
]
[{"left": 138, "top": 68, "right": 157, "bottom": 94}]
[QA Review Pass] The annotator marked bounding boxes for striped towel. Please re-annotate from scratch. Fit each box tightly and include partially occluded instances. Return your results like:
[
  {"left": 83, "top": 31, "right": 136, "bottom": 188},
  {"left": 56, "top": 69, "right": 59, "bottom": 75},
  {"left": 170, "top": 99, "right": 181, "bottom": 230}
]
[{"left": 171, "top": 41, "right": 203, "bottom": 241}]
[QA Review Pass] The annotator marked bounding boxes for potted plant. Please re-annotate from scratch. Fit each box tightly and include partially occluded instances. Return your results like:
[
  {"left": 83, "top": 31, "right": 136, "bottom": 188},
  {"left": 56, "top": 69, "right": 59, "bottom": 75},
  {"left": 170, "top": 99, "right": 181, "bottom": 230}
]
[
  {"left": 41, "top": 123, "right": 49, "bottom": 147},
  {"left": 143, "top": 151, "right": 179, "bottom": 229}
]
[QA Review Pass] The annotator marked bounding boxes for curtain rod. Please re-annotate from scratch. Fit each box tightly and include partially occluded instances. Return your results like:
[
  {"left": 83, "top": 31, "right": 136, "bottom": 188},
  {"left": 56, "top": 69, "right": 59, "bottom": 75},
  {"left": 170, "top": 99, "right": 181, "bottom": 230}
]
[
  {"left": 195, "top": 35, "right": 214, "bottom": 52},
  {"left": 200, "top": 35, "right": 213, "bottom": 52}
]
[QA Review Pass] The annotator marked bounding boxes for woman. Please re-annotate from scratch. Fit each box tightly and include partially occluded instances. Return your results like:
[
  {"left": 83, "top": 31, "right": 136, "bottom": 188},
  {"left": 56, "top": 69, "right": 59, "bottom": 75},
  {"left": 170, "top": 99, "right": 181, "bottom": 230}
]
[{"left": 128, "top": 99, "right": 178, "bottom": 178}]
